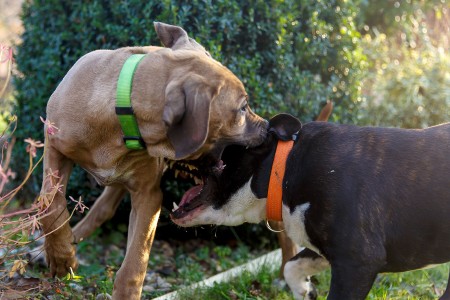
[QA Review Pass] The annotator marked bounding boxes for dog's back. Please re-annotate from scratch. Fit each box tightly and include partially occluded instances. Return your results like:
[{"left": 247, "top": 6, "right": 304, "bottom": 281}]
[{"left": 288, "top": 121, "right": 450, "bottom": 271}]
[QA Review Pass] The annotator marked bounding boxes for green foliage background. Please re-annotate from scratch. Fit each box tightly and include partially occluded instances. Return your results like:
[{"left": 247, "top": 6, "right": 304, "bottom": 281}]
[
  {"left": 10, "top": 0, "right": 450, "bottom": 204},
  {"left": 13, "top": 0, "right": 365, "bottom": 198},
  {"left": 358, "top": 0, "right": 450, "bottom": 128}
]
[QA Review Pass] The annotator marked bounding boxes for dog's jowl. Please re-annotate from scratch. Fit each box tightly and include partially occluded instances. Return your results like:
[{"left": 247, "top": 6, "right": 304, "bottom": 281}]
[
  {"left": 40, "top": 22, "right": 267, "bottom": 299},
  {"left": 171, "top": 113, "right": 450, "bottom": 300}
]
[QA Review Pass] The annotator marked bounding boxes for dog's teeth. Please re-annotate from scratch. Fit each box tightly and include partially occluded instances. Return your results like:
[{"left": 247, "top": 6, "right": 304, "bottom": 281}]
[
  {"left": 169, "top": 161, "right": 175, "bottom": 168},
  {"left": 172, "top": 202, "right": 179, "bottom": 211},
  {"left": 194, "top": 177, "right": 202, "bottom": 185},
  {"left": 174, "top": 170, "right": 179, "bottom": 178}
]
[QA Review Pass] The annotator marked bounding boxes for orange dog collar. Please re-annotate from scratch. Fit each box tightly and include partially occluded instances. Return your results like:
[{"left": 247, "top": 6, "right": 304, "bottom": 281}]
[{"left": 266, "top": 139, "right": 295, "bottom": 221}]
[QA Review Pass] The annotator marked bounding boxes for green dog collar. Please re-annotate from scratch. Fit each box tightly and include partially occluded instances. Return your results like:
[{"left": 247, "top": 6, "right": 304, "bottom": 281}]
[{"left": 116, "top": 54, "right": 146, "bottom": 150}]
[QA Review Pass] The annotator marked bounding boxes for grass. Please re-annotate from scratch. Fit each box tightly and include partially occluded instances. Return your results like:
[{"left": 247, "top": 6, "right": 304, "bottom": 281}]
[
  {"left": 368, "top": 265, "right": 449, "bottom": 300},
  {"left": 178, "top": 261, "right": 449, "bottom": 300},
  {"left": 8, "top": 221, "right": 450, "bottom": 299},
  {"left": 176, "top": 264, "right": 291, "bottom": 300},
  {"left": 13, "top": 225, "right": 270, "bottom": 299},
  {"left": 144, "top": 236, "right": 269, "bottom": 298}
]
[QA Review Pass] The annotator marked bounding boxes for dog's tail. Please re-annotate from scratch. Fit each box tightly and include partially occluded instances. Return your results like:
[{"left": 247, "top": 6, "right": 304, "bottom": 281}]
[{"left": 316, "top": 100, "right": 333, "bottom": 122}]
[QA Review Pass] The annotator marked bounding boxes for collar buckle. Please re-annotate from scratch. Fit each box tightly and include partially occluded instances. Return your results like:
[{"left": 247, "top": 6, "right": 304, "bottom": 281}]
[{"left": 265, "top": 219, "right": 285, "bottom": 233}]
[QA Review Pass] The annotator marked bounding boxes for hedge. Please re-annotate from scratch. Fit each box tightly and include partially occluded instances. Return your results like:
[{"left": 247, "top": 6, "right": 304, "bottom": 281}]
[{"left": 13, "top": 0, "right": 365, "bottom": 199}]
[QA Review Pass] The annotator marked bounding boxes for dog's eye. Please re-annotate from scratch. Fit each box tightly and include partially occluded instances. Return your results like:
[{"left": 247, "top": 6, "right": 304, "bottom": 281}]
[{"left": 240, "top": 103, "right": 248, "bottom": 113}]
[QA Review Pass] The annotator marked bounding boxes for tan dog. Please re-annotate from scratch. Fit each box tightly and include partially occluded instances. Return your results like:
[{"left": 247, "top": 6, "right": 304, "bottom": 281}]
[{"left": 40, "top": 22, "right": 267, "bottom": 299}]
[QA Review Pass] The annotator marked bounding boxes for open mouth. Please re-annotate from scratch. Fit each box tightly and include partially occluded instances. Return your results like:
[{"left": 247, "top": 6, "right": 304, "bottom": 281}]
[{"left": 167, "top": 156, "right": 225, "bottom": 221}]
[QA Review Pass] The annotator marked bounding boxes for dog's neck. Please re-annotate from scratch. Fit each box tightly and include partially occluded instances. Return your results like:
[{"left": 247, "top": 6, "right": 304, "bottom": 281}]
[
  {"left": 250, "top": 134, "right": 297, "bottom": 221},
  {"left": 116, "top": 54, "right": 147, "bottom": 150},
  {"left": 266, "top": 139, "right": 295, "bottom": 221}
]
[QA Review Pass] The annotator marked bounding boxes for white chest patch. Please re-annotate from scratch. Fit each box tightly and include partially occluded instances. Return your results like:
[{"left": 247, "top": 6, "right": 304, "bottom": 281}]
[
  {"left": 283, "top": 202, "right": 319, "bottom": 254},
  {"left": 216, "top": 178, "right": 266, "bottom": 225}
]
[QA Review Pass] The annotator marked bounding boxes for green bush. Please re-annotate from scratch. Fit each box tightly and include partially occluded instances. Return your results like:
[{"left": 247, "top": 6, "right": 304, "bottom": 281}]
[
  {"left": 358, "top": 2, "right": 450, "bottom": 128},
  {"left": 13, "top": 0, "right": 365, "bottom": 197},
  {"left": 361, "top": 0, "right": 445, "bottom": 35}
]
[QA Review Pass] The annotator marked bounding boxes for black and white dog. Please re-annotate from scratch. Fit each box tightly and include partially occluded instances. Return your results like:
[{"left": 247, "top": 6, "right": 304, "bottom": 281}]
[{"left": 171, "top": 113, "right": 450, "bottom": 300}]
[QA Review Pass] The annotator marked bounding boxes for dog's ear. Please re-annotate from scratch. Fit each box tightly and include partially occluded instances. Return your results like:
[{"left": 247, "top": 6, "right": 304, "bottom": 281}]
[
  {"left": 163, "top": 76, "right": 223, "bottom": 159},
  {"left": 268, "top": 113, "right": 302, "bottom": 141},
  {"left": 154, "top": 22, "right": 190, "bottom": 50}
]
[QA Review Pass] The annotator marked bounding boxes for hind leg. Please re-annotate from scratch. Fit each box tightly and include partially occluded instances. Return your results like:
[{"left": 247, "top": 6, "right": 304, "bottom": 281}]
[
  {"left": 39, "top": 145, "right": 77, "bottom": 277},
  {"left": 327, "top": 259, "right": 379, "bottom": 300},
  {"left": 72, "top": 185, "right": 126, "bottom": 242},
  {"left": 284, "top": 248, "right": 330, "bottom": 300}
]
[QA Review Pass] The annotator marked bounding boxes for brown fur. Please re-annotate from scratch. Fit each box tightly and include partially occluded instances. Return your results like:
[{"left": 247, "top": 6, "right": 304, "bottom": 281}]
[{"left": 40, "top": 23, "right": 267, "bottom": 299}]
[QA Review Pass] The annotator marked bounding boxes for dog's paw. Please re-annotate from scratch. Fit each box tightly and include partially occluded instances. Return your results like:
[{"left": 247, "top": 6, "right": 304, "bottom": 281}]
[
  {"left": 95, "top": 293, "right": 112, "bottom": 300},
  {"left": 303, "top": 277, "right": 318, "bottom": 300},
  {"left": 305, "top": 285, "right": 318, "bottom": 300},
  {"left": 287, "top": 277, "right": 318, "bottom": 300},
  {"left": 44, "top": 238, "right": 78, "bottom": 277}
]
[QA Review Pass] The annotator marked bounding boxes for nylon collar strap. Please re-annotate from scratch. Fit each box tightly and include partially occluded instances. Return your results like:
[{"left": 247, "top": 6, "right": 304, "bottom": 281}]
[
  {"left": 266, "top": 139, "right": 295, "bottom": 221},
  {"left": 116, "top": 54, "right": 146, "bottom": 150}
]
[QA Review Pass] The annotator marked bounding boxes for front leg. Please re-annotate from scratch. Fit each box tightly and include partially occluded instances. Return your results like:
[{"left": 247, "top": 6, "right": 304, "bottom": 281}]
[
  {"left": 112, "top": 159, "right": 164, "bottom": 300},
  {"left": 284, "top": 248, "right": 330, "bottom": 300},
  {"left": 40, "top": 147, "right": 78, "bottom": 277},
  {"left": 327, "top": 260, "right": 379, "bottom": 300}
]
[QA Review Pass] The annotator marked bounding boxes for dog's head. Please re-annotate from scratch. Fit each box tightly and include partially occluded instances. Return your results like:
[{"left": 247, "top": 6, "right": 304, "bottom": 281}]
[
  {"left": 170, "top": 113, "right": 301, "bottom": 227},
  {"left": 154, "top": 22, "right": 268, "bottom": 164}
]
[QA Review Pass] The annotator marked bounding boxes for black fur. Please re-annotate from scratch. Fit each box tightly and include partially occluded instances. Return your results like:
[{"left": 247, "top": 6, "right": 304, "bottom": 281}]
[
  {"left": 289, "top": 121, "right": 450, "bottom": 272},
  {"left": 205, "top": 114, "right": 450, "bottom": 299}
]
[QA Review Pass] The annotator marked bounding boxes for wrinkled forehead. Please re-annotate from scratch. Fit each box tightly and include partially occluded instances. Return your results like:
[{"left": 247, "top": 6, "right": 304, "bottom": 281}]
[
  {"left": 188, "top": 37, "right": 206, "bottom": 52},
  {"left": 211, "top": 85, "right": 247, "bottom": 111}
]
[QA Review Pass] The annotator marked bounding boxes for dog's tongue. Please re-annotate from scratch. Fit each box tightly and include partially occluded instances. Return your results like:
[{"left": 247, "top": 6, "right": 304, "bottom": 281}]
[{"left": 180, "top": 184, "right": 203, "bottom": 206}]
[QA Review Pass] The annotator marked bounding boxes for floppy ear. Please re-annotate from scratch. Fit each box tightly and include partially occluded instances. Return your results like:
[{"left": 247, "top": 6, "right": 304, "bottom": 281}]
[
  {"left": 163, "top": 77, "right": 223, "bottom": 159},
  {"left": 154, "top": 22, "right": 190, "bottom": 50},
  {"left": 268, "top": 113, "right": 302, "bottom": 141}
]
